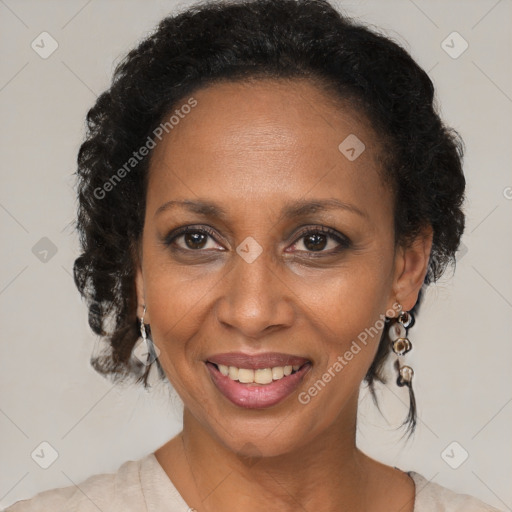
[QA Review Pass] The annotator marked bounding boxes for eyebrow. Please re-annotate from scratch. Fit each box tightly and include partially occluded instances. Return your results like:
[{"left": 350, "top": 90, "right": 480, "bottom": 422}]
[{"left": 154, "top": 198, "right": 367, "bottom": 220}]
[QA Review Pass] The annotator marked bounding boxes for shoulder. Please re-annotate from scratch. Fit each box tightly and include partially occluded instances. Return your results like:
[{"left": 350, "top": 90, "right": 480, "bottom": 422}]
[
  {"left": 4, "top": 457, "right": 146, "bottom": 512},
  {"left": 410, "top": 472, "right": 503, "bottom": 512}
]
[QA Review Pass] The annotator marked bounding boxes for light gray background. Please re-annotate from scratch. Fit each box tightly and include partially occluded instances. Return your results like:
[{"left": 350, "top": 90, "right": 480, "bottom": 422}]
[{"left": 1, "top": 0, "right": 511, "bottom": 509}]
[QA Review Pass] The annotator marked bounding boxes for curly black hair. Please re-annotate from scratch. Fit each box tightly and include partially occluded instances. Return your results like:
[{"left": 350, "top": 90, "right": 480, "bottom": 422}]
[{"left": 73, "top": 0, "right": 465, "bottom": 434}]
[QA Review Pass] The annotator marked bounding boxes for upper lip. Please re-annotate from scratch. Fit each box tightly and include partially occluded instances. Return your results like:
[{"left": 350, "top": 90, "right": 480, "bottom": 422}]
[{"left": 207, "top": 352, "right": 310, "bottom": 370}]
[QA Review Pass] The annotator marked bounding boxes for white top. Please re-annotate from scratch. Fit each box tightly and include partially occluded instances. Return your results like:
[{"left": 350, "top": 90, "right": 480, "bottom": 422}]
[{"left": 4, "top": 453, "right": 501, "bottom": 511}]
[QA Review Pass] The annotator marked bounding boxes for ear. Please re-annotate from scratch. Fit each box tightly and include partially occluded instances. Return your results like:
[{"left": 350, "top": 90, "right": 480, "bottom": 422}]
[
  {"left": 390, "top": 225, "right": 433, "bottom": 312},
  {"left": 133, "top": 244, "right": 150, "bottom": 323}
]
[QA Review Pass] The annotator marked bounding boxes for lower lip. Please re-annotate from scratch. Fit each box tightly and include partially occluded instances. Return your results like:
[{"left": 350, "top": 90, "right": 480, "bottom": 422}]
[{"left": 206, "top": 362, "right": 311, "bottom": 409}]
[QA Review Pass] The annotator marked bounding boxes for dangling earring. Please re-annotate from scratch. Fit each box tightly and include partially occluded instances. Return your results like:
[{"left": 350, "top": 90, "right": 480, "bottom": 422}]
[
  {"left": 389, "top": 305, "right": 414, "bottom": 386},
  {"left": 389, "top": 303, "right": 417, "bottom": 433},
  {"left": 138, "top": 304, "right": 155, "bottom": 366}
]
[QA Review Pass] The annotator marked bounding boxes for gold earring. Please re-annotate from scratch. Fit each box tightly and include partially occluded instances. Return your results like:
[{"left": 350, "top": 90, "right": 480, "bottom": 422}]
[{"left": 389, "top": 305, "right": 414, "bottom": 387}]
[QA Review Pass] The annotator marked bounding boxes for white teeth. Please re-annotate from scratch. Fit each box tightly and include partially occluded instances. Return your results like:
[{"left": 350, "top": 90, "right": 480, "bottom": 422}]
[
  {"left": 272, "top": 366, "right": 284, "bottom": 380},
  {"left": 254, "top": 368, "right": 273, "bottom": 384},
  {"left": 228, "top": 366, "right": 239, "bottom": 380},
  {"left": 214, "top": 362, "right": 306, "bottom": 384},
  {"left": 238, "top": 368, "right": 254, "bottom": 383}
]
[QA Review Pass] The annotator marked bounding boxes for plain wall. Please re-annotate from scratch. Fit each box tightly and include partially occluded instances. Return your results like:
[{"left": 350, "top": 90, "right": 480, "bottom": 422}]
[{"left": 1, "top": 0, "right": 511, "bottom": 509}]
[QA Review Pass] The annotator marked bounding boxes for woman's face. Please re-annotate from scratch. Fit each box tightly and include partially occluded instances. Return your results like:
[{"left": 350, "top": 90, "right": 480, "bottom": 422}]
[{"left": 136, "top": 79, "right": 429, "bottom": 457}]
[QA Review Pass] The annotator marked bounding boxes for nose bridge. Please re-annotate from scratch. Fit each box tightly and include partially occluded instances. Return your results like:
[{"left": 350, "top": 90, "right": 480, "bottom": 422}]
[{"left": 215, "top": 240, "right": 293, "bottom": 337}]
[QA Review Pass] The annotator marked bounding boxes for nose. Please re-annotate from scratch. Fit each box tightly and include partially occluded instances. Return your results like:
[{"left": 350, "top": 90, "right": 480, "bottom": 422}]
[{"left": 215, "top": 246, "right": 295, "bottom": 340}]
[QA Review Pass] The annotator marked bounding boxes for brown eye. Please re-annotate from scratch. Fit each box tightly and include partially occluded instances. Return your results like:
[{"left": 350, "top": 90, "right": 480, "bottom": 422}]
[
  {"left": 164, "top": 226, "right": 224, "bottom": 252},
  {"left": 289, "top": 226, "right": 350, "bottom": 254},
  {"left": 183, "top": 232, "right": 208, "bottom": 249},
  {"left": 303, "top": 233, "right": 328, "bottom": 251}
]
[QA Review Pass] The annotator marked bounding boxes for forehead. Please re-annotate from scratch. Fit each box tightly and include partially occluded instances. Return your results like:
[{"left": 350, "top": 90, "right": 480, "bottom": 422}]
[{"left": 146, "top": 78, "right": 390, "bottom": 219}]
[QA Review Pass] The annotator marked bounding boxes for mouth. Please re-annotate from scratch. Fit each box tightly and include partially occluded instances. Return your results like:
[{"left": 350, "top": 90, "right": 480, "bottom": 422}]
[{"left": 205, "top": 352, "right": 312, "bottom": 409}]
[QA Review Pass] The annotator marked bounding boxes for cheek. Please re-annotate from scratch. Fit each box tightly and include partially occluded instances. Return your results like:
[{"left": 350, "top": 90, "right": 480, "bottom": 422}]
[
  {"left": 140, "top": 255, "right": 213, "bottom": 385},
  {"left": 308, "top": 286, "right": 385, "bottom": 377},
  {"left": 294, "top": 287, "right": 387, "bottom": 425},
  {"left": 291, "top": 255, "right": 393, "bottom": 332},
  {"left": 143, "top": 241, "right": 222, "bottom": 334},
  {"left": 144, "top": 274, "right": 208, "bottom": 359},
  {"left": 288, "top": 260, "right": 392, "bottom": 383}
]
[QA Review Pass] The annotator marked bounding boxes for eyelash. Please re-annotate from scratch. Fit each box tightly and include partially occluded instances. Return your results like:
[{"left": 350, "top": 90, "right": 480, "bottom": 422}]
[{"left": 163, "top": 225, "right": 351, "bottom": 256}]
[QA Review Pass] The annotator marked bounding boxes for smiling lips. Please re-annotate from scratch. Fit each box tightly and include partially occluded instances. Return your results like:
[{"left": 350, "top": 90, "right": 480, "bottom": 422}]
[{"left": 206, "top": 352, "right": 312, "bottom": 408}]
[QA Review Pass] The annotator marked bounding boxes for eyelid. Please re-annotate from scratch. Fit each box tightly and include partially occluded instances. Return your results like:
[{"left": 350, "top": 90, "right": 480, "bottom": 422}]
[
  {"left": 287, "top": 225, "right": 351, "bottom": 253},
  {"left": 163, "top": 224, "right": 223, "bottom": 247},
  {"left": 164, "top": 224, "right": 351, "bottom": 253},
  {"left": 292, "top": 225, "right": 350, "bottom": 244}
]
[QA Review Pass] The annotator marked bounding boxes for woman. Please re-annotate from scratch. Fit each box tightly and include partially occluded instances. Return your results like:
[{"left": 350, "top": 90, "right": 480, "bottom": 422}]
[{"left": 6, "top": 0, "right": 502, "bottom": 510}]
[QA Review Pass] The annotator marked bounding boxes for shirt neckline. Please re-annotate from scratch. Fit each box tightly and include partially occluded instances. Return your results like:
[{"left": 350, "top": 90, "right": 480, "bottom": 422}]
[
  {"left": 142, "top": 453, "right": 424, "bottom": 512},
  {"left": 140, "top": 453, "right": 192, "bottom": 511}
]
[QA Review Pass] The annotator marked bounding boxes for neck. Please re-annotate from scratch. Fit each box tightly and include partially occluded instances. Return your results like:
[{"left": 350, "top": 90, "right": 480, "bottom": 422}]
[{"left": 155, "top": 399, "right": 390, "bottom": 512}]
